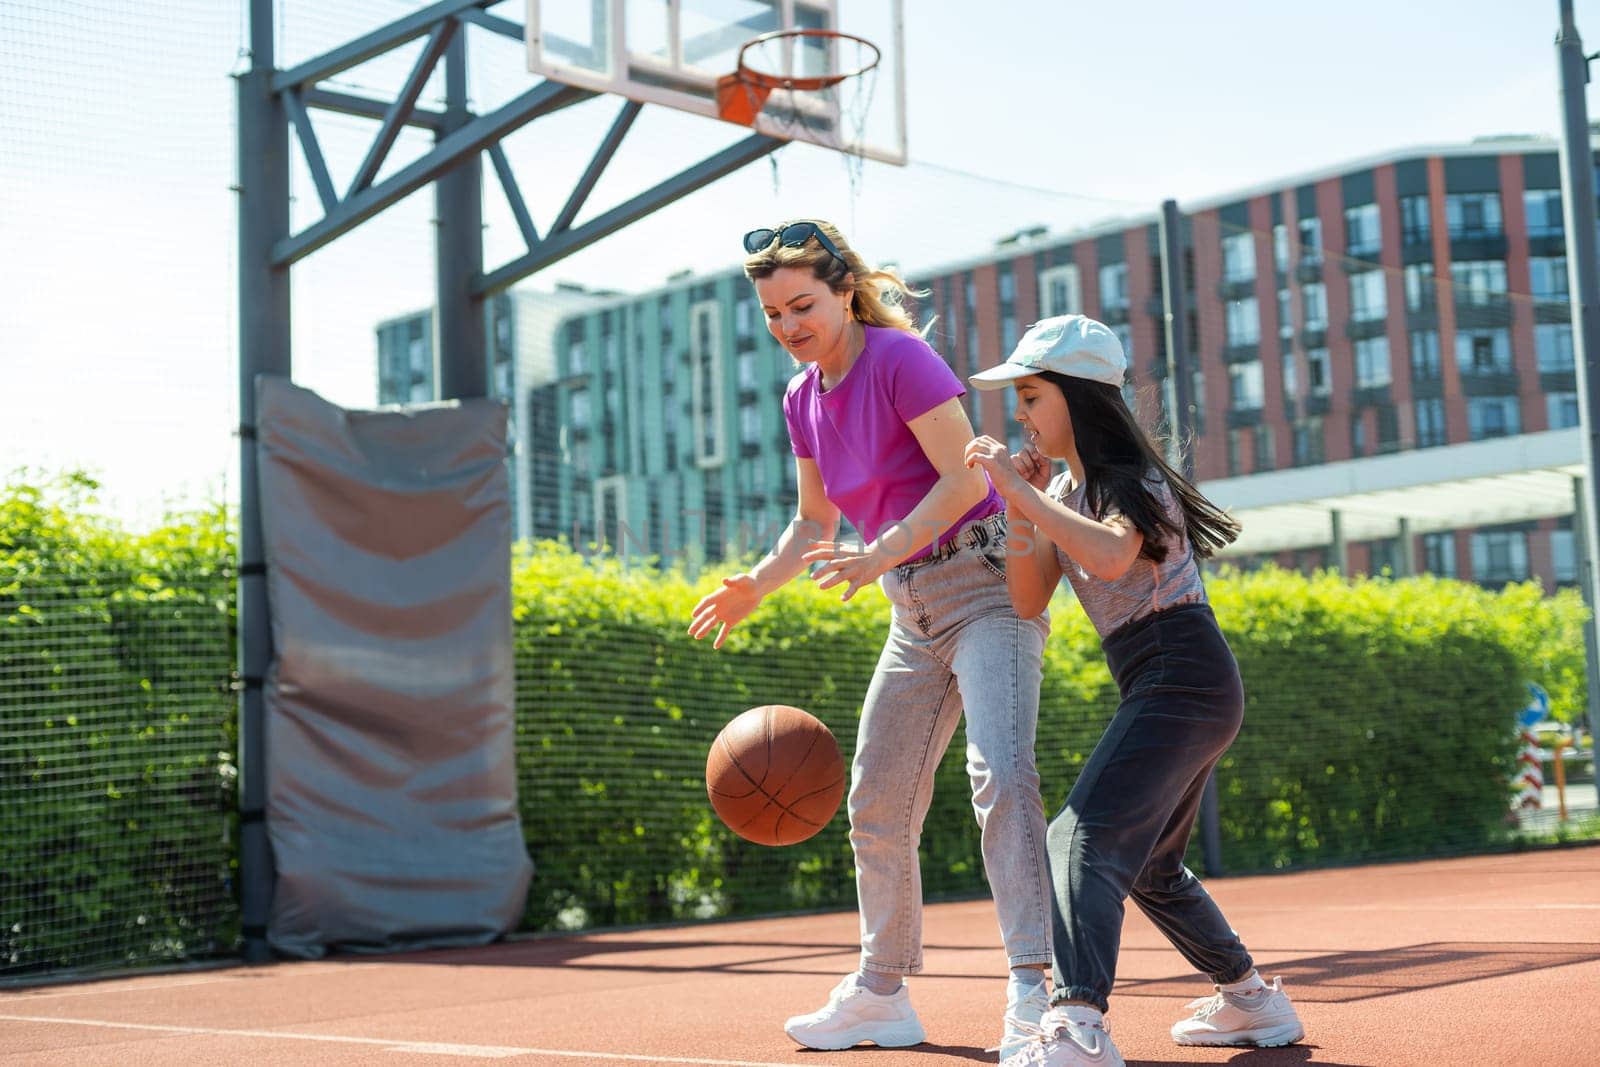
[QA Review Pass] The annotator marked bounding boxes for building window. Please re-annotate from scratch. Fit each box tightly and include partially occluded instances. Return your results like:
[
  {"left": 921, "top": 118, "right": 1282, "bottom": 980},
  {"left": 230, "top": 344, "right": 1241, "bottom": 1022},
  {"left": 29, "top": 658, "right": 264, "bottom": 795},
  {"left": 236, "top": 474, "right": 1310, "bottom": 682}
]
[
  {"left": 740, "top": 403, "right": 761, "bottom": 446},
  {"left": 1445, "top": 192, "right": 1503, "bottom": 238},
  {"left": 1450, "top": 260, "right": 1507, "bottom": 305},
  {"left": 1351, "top": 413, "right": 1368, "bottom": 457},
  {"left": 1228, "top": 360, "right": 1264, "bottom": 411},
  {"left": 1226, "top": 297, "right": 1260, "bottom": 346},
  {"left": 735, "top": 298, "right": 754, "bottom": 341},
  {"left": 1302, "top": 282, "right": 1328, "bottom": 330},
  {"left": 690, "top": 300, "right": 725, "bottom": 467},
  {"left": 1404, "top": 263, "right": 1435, "bottom": 311},
  {"left": 1345, "top": 203, "right": 1381, "bottom": 258},
  {"left": 1530, "top": 256, "right": 1570, "bottom": 302},
  {"left": 1298, "top": 217, "right": 1323, "bottom": 265},
  {"left": 1222, "top": 231, "right": 1256, "bottom": 282},
  {"left": 1457, "top": 328, "right": 1512, "bottom": 375},
  {"left": 1471, "top": 528, "right": 1530, "bottom": 585},
  {"left": 1254, "top": 426, "right": 1275, "bottom": 471},
  {"left": 999, "top": 267, "right": 1016, "bottom": 302},
  {"left": 1273, "top": 223, "right": 1289, "bottom": 273},
  {"left": 1099, "top": 262, "right": 1130, "bottom": 311},
  {"left": 1111, "top": 322, "right": 1133, "bottom": 362},
  {"left": 1423, "top": 531, "right": 1457, "bottom": 577},
  {"left": 1277, "top": 288, "right": 1293, "bottom": 338},
  {"left": 1039, "top": 264, "right": 1081, "bottom": 317},
  {"left": 738, "top": 349, "right": 758, "bottom": 390},
  {"left": 570, "top": 388, "right": 590, "bottom": 430},
  {"left": 1281, "top": 350, "right": 1299, "bottom": 397},
  {"left": 1536, "top": 323, "right": 1575, "bottom": 372},
  {"left": 1354, "top": 336, "right": 1391, "bottom": 387},
  {"left": 1400, "top": 194, "right": 1431, "bottom": 246},
  {"left": 1306, "top": 346, "right": 1331, "bottom": 395},
  {"left": 1292, "top": 418, "right": 1325, "bottom": 466},
  {"left": 1410, "top": 330, "right": 1441, "bottom": 380},
  {"left": 1524, "top": 188, "right": 1564, "bottom": 238},
  {"left": 568, "top": 338, "right": 587, "bottom": 376},
  {"left": 1467, "top": 396, "right": 1521, "bottom": 440},
  {"left": 1227, "top": 428, "right": 1245, "bottom": 476},
  {"left": 1547, "top": 392, "right": 1580, "bottom": 429},
  {"left": 1553, "top": 521, "right": 1577, "bottom": 584},
  {"left": 1349, "top": 270, "right": 1387, "bottom": 322},
  {"left": 1415, "top": 397, "right": 1447, "bottom": 448}
]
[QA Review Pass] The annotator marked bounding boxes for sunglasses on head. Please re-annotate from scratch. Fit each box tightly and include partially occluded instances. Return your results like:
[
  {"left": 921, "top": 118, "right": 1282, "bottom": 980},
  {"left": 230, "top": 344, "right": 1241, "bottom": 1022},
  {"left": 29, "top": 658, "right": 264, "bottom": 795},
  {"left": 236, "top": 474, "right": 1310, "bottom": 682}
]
[{"left": 742, "top": 221, "right": 846, "bottom": 268}]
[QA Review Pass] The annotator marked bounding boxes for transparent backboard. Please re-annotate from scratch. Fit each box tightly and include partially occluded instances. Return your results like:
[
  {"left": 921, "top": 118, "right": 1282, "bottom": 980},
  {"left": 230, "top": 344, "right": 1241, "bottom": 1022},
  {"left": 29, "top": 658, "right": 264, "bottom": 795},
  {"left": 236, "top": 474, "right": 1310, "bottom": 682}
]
[{"left": 527, "top": 1, "right": 907, "bottom": 165}]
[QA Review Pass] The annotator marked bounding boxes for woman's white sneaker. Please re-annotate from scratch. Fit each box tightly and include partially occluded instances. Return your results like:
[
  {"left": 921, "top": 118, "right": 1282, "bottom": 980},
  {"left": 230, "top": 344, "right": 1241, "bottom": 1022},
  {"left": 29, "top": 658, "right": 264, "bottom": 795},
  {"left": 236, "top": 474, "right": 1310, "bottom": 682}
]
[
  {"left": 1000, "top": 1008, "right": 1124, "bottom": 1067},
  {"left": 1170, "top": 975, "right": 1305, "bottom": 1047},
  {"left": 783, "top": 974, "right": 926, "bottom": 1050}
]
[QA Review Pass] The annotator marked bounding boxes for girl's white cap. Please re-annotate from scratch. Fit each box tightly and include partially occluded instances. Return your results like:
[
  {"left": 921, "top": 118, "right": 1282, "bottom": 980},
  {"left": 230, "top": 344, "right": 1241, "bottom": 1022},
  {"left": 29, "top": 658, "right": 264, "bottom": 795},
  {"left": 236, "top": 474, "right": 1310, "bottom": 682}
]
[{"left": 968, "top": 314, "right": 1126, "bottom": 389}]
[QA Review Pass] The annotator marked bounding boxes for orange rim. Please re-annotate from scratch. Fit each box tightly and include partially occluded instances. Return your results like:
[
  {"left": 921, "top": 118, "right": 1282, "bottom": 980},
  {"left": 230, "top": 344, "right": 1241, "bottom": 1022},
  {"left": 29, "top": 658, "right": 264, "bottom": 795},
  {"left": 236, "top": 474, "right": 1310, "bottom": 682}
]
[{"left": 733, "top": 28, "right": 881, "bottom": 92}]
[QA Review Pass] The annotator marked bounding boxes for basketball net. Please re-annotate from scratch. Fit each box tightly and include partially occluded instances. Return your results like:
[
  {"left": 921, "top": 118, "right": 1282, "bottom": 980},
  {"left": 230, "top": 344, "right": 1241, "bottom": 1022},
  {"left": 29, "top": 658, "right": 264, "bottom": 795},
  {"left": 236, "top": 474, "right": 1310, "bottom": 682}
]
[{"left": 716, "top": 30, "right": 881, "bottom": 200}]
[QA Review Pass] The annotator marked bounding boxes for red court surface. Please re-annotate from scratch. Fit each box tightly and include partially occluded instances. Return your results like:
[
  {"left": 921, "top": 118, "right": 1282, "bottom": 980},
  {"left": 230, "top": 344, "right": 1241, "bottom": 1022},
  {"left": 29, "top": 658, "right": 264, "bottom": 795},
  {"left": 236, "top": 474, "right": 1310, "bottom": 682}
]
[{"left": 4, "top": 846, "right": 1598, "bottom": 1066}]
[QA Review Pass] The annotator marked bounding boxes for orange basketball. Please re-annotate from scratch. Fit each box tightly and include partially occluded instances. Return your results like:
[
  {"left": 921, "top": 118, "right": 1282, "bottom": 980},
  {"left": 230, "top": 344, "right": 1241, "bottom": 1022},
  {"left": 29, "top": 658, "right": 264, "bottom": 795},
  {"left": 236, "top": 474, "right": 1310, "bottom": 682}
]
[{"left": 706, "top": 705, "right": 846, "bottom": 846}]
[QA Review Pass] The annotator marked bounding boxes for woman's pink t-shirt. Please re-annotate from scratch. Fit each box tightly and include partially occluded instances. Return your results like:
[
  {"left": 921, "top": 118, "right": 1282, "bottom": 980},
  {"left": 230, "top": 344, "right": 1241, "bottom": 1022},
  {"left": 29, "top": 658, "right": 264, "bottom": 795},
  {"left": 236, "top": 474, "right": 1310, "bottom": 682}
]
[{"left": 782, "top": 325, "right": 1002, "bottom": 559}]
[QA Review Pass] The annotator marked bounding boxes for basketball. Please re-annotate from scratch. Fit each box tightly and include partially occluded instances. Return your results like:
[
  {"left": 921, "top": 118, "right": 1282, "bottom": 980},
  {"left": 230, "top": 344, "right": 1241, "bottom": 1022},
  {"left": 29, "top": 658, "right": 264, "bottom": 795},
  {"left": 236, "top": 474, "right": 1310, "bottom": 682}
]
[{"left": 706, "top": 705, "right": 846, "bottom": 846}]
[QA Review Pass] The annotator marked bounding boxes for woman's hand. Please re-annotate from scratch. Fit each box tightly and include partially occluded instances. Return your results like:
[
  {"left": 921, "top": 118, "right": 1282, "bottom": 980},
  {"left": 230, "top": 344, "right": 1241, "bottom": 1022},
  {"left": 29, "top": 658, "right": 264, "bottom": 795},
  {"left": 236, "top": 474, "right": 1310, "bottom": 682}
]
[
  {"left": 801, "top": 541, "right": 892, "bottom": 602},
  {"left": 687, "top": 573, "right": 763, "bottom": 649}
]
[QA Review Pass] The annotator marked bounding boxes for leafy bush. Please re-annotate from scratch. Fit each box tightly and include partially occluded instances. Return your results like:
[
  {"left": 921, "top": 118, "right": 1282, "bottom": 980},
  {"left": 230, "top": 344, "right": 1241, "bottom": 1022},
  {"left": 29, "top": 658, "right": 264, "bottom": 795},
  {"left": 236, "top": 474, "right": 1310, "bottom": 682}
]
[{"left": 1, "top": 474, "right": 237, "bottom": 976}]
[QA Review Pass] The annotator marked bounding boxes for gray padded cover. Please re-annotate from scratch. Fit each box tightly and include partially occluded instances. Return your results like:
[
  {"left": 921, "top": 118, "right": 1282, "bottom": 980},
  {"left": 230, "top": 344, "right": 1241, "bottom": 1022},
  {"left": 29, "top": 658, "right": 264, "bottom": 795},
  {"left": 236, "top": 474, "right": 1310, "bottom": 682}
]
[{"left": 256, "top": 376, "right": 532, "bottom": 959}]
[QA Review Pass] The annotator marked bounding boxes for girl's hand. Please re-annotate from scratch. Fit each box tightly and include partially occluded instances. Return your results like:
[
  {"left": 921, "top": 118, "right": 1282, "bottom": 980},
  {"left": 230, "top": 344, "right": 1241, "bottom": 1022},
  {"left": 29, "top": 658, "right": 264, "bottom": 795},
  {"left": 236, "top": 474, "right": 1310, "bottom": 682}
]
[
  {"left": 801, "top": 541, "right": 890, "bottom": 602},
  {"left": 1016, "top": 443, "right": 1052, "bottom": 491},
  {"left": 688, "top": 573, "right": 762, "bottom": 650},
  {"left": 964, "top": 435, "right": 1027, "bottom": 499}
]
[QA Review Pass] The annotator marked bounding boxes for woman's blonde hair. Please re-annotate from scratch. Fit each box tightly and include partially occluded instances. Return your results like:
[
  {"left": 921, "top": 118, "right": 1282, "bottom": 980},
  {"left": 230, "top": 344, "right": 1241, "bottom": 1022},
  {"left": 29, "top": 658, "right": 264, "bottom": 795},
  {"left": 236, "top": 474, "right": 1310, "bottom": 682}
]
[{"left": 742, "top": 219, "right": 926, "bottom": 335}]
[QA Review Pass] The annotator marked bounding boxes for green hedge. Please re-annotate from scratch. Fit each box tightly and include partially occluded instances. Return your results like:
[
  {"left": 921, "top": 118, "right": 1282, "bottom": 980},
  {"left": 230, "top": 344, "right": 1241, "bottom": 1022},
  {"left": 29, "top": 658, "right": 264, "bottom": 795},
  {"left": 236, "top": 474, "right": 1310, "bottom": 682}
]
[
  {"left": 1, "top": 476, "right": 237, "bottom": 977},
  {"left": 509, "top": 543, "right": 1582, "bottom": 930},
  {"left": 2, "top": 472, "right": 1591, "bottom": 975}
]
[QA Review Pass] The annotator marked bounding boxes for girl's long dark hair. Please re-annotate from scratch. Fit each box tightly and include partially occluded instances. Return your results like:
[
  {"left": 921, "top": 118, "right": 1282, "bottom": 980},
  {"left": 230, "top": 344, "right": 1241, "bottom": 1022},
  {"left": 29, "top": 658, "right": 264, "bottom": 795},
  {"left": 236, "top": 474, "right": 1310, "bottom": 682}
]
[{"left": 1039, "top": 371, "right": 1240, "bottom": 562}]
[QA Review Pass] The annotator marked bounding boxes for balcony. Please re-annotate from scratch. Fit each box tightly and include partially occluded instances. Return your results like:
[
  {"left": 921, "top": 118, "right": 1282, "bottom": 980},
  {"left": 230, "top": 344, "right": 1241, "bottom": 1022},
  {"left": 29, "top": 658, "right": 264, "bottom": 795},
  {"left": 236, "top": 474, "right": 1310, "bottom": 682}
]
[
  {"left": 1100, "top": 302, "right": 1131, "bottom": 325},
  {"left": 1300, "top": 326, "right": 1328, "bottom": 349},
  {"left": 1527, "top": 233, "right": 1566, "bottom": 258},
  {"left": 1453, "top": 295, "right": 1514, "bottom": 329},
  {"left": 1225, "top": 406, "right": 1265, "bottom": 429},
  {"left": 1221, "top": 342, "right": 1260, "bottom": 365},
  {"left": 1532, "top": 299, "right": 1572, "bottom": 326},
  {"left": 1459, "top": 370, "right": 1519, "bottom": 396},
  {"left": 1344, "top": 317, "right": 1389, "bottom": 341},
  {"left": 1448, "top": 232, "right": 1508, "bottom": 260},
  {"left": 1295, "top": 259, "right": 1323, "bottom": 285},
  {"left": 1305, "top": 392, "right": 1333, "bottom": 415},
  {"left": 1218, "top": 277, "right": 1256, "bottom": 301},
  {"left": 1352, "top": 384, "right": 1392, "bottom": 408},
  {"left": 1410, "top": 376, "right": 1443, "bottom": 399},
  {"left": 1540, "top": 370, "right": 1577, "bottom": 391}
]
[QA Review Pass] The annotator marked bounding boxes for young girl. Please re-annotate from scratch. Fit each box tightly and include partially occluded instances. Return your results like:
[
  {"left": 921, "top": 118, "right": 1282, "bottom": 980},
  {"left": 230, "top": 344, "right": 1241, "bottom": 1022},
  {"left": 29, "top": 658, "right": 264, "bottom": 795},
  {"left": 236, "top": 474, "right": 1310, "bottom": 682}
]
[
  {"left": 688, "top": 220, "right": 1053, "bottom": 1059},
  {"left": 962, "top": 314, "right": 1305, "bottom": 1066}
]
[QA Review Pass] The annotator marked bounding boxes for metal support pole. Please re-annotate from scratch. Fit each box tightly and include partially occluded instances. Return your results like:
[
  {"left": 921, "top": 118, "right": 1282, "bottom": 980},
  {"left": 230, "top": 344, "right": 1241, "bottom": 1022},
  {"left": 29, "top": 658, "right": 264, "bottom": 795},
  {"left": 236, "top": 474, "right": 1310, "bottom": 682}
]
[
  {"left": 1574, "top": 477, "right": 1600, "bottom": 759},
  {"left": 1159, "top": 200, "right": 1196, "bottom": 470},
  {"left": 1557, "top": 0, "right": 1600, "bottom": 766},
  {"left": 1330, "top": 509, "right": 1347, "bottom": 575},
  {"left": 236, "top": 0, "right": 290, "bottom": 965},
  {"left": 1159, "top": 198, "right": 1225, "bottom": 875},
  {"left": 435, "top": 28, "right": 487, "bottom": 400},
  {"left": 1398, "top": 517, "right": 1416, "bottom": 577}
]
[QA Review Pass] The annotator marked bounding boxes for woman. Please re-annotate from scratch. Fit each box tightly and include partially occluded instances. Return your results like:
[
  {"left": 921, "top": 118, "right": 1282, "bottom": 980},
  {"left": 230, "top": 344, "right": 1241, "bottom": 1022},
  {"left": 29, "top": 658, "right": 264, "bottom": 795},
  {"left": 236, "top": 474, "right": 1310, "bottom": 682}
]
[
  {"left": 688, "top": 220, "right": 1052, "bottom": 1059},
  {"left": 963, "top": 314, "right": 1305, "bottom": 1066}
]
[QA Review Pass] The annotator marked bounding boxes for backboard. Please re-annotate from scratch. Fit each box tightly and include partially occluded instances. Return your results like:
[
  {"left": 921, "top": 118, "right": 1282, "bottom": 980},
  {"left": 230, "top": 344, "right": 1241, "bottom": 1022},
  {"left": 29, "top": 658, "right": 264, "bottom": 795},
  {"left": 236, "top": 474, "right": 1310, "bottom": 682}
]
[{"left": 526, "top": 1, "right": 907, "bottom": 165}]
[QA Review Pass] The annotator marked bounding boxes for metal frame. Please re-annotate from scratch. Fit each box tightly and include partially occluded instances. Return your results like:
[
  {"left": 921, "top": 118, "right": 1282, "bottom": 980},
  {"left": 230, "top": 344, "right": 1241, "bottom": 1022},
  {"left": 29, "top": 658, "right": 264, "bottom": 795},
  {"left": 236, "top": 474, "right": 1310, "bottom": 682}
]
[{"left": 235, "top": 0, "right": 782, "bottom": 963}]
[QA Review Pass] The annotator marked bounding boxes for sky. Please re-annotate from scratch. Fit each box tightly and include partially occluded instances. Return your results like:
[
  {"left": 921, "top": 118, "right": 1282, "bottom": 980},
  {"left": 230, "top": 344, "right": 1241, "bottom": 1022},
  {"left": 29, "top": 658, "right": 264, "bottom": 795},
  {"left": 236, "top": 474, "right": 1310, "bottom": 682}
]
[{"left": 0, "top": 0, "right": 1594, "bottom": 523}]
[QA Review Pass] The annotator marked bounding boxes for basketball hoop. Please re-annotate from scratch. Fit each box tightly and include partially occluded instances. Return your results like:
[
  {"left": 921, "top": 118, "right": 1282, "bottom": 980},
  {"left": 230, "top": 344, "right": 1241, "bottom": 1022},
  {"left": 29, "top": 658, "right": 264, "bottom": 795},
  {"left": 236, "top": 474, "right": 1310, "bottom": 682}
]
[{"left": 715, "top": 28, "right": 882, "bottom": 128}]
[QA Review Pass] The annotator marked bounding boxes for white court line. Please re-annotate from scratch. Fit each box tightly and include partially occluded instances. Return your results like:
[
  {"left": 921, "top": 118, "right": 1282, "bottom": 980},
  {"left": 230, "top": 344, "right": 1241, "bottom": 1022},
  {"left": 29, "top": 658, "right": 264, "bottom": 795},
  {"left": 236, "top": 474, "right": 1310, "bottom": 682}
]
[
  {"left": 3, "top": 975, "right": 243, "bottom": 1000},
  {"left": 0, "top": 1014, "right": 822, "bottom": 1065}
]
